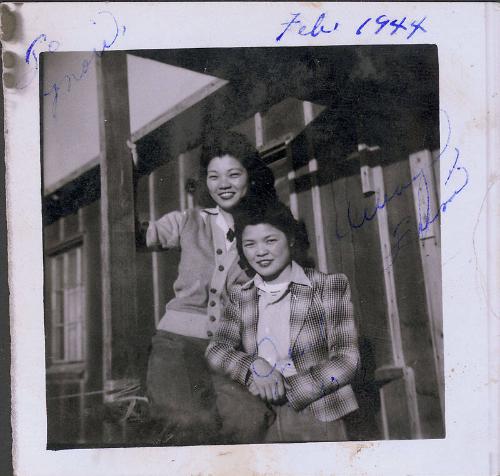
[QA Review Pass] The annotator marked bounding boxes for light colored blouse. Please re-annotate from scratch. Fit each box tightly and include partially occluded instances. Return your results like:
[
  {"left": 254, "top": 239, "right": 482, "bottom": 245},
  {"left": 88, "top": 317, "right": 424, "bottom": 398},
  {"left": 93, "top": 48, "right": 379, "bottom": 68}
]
[{"left": 254, "top": 262, "right": 311, "bottom": 377}]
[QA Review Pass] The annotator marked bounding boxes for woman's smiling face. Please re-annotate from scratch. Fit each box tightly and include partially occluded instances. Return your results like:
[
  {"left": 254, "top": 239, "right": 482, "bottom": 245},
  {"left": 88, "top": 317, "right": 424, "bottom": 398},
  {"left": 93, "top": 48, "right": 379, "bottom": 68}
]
[
  {"left": 206, "top": 155, "right": 249, "bottom": 211},
  {"left": 241, "top": 223, "right": 292, "bottom": 283}
]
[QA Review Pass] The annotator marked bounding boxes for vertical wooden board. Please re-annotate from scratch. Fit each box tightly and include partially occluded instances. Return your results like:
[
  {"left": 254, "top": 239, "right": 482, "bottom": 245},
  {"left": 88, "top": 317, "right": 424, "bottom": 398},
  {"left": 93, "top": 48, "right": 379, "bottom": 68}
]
[
  {"left": 343, "top": 174, "right": 394, "bottom": 369},
  {"left": 182, "top": 146, "right": 202, "bottom": 207},
  {"left": 331, "top": 179, "right": 382, "bottom": 441},
  {"left": 329, "top": 178, "right": 362, "bottom": 323},
  {"left": 328, "top": 174, "right": 390, "bottom": 440},
  {"left": 384, "top": 160, "right": 444, "bottom": 438},
  {"left": 432, "top": 149, "right": 441, "bottom": 203},
  {"left": 135, "top": 174, "right": 155, "bottom": 382},
  {"left": 152, "top": 160, "right": 182, "bottom": 316},
  {"left": 81, "top": 200, "right": 102, "bottom": 393},
  {"left": 320, "top": 178, "right": 343, "bottom": 274},
  {"left": 296, "top": 179, "right": 318, "bottom": 269},
  {"left": 410, "top": 149, "right": 444, "bottom": 419},
  {"left": 381, "top": 379, "right": 413, "bottom": 439},
  {"left": 97, "top": 51, "right": 138, "bottom": 383}
]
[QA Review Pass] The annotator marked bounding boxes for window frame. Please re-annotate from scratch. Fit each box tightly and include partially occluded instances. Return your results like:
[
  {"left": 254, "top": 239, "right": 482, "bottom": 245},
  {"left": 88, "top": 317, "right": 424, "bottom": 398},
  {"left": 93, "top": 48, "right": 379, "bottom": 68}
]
[{"left": 46, "top": 235, "right": 86, "bottom": 367}]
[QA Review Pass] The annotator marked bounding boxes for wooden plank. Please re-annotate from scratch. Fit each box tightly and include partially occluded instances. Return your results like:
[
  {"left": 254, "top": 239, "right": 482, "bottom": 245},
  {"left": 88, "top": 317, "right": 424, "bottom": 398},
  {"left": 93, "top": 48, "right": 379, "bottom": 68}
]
[
  {"left": 286, "top": 143, "right": 299, "bottom": 219},
  {"left": 303, "top": 101, "right": 328, "bottom": 272},
  {"left": 367, "top": 164, "right": 423, "bottom": 439},
  {"left": 149, "top": 172, "right": 161, "bottom": 326},
  {"left": 96, "top": 51, "right": 139, "bottom": 394},
  {"left": 409, "top": 149, "right": 444, "bottom": 419},
  {"left": 254, "top": 112, "right": 264, "bottom": 148},
  {"left": 379, "top": 367, "right": 422, "bottom": 439},
  {"left": 431, "top": 149, "right": 441, "bottom": 203},
  {"left": 384, "top": 159, "right": 444, "bottom": 438},
  {"left": 371, "top": 165, "right": 405, "bottom": 367}
]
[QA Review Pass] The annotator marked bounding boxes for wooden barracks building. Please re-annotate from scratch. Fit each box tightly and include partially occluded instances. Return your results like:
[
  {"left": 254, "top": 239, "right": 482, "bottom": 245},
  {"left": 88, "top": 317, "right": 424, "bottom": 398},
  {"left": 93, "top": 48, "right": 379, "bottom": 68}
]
[{"left": 42, "top": 45, "right": 444, "bottom": 445}]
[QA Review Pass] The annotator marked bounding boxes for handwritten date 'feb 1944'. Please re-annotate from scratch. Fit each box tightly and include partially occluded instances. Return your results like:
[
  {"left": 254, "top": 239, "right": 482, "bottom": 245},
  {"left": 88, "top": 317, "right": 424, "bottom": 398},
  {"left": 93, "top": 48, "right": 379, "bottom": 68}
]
[{"left": 276, "top": 12, "right": 427, "bottom": 42}]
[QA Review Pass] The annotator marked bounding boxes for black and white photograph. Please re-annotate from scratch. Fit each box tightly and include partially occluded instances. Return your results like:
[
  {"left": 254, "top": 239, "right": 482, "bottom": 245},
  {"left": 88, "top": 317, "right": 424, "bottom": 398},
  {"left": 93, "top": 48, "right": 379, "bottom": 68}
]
[
  {"left": 4, "top": 3, "right": 498, "bottom": 475},
  {"left": 41, "top": 45, "right": 444, "bottom": 447}
]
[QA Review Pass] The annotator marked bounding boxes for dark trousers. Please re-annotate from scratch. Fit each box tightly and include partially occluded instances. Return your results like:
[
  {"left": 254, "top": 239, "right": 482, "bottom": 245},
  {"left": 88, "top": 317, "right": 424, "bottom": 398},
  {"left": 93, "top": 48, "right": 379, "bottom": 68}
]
[
  {"left": 147, "top": 331, "right": 273, "bottom": 445},
  {"left": 265, "top": 403, "right": 347, "bottom": 443}
]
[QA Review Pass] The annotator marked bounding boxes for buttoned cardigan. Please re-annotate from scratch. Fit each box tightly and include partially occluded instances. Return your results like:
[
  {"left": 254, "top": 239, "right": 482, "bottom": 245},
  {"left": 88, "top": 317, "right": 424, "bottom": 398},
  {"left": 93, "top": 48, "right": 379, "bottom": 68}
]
[{"left": 147, "top": 207, "right": 251, "bottom": 339}]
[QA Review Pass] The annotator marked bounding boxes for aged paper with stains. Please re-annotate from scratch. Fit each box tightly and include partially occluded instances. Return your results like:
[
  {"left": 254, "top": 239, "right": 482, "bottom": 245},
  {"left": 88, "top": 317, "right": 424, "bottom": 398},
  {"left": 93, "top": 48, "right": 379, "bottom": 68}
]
[{"left": 3, "top": 2, "right": 499, "bottom": 475}]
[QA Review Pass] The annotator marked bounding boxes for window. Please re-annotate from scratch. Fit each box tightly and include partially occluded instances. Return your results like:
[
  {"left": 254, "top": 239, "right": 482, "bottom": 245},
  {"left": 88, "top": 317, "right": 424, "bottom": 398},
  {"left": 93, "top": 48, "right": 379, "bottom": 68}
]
[{"left": 49, "top": 245, "right": 85, "bottom": 363}]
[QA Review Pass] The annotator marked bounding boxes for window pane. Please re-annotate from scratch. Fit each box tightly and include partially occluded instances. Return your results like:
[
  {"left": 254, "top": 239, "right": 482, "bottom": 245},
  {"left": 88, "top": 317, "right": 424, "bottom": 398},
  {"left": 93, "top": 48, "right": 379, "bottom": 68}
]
[
  {"left": 49, "top": 244, "right": 85, "bottom": 363},
  {"left": 66, "top": 323, "right": 83, "bottom": 361},
  {"left": 67, "top": 325, "right": 76, "bottom": 361},
  {"left": 66, "top": 249, "right": 77, "bottom": 288},
  {"left": 65, "top": 288, "right": 78, "bottom": 323},
  {"left": 52, "top": 255, "right": 64, "bottom": 291},
  {"left": 54, "top": 325, "right": 64, "bottom": 360},
  {"left": 53, "top": 290, "right": 64, "bottom": 325}
]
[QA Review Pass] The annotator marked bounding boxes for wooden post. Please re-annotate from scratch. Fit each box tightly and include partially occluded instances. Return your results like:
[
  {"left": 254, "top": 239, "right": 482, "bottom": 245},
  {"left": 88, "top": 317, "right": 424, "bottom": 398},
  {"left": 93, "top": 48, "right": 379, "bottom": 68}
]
[
  {"left": 349, "top": 145, "right": 423, "bottom": 440},
  {"left": 96, "top": 51, "right": 139, "bottom": 400},
  {"left": 409, "top": 149, "right": 444, "bottom": 418},
  {"left": 303, "top": 101, "right": 328, "bottom": 273}
]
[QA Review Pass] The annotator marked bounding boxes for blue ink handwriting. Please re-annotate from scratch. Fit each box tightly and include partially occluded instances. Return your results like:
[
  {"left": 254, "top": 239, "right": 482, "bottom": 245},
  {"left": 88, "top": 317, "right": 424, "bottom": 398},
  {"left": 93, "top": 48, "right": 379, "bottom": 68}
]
[
  {"left": 356, "top": 15, "right": 427, "bottom": 39},
  {"left": 21, "top": 11, "right": 126, "bottom": 118},
  {"left": 276, "top": 12, "right": 339, "bottom": 42},
  {"left": 276, "top": 12, "right": 427, "bottom": 42},
  {"left": 251, "top": 337, "right": 278, "bottom": 378},
  {"left": 384, "top": 215, "right": 413, "bottom": 270},
  {"left": 335, "top": 109, "right": 469, "bottom": 242}
]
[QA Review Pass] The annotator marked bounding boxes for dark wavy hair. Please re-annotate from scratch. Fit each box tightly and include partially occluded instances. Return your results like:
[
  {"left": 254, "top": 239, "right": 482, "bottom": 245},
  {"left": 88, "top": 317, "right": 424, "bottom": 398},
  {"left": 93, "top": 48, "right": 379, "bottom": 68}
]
[
  {"left": 234, "top": 199, "right": 311, "bottom": 271},
  {"left": 198, "top": 130, "right": 277, "bottom": 210}
]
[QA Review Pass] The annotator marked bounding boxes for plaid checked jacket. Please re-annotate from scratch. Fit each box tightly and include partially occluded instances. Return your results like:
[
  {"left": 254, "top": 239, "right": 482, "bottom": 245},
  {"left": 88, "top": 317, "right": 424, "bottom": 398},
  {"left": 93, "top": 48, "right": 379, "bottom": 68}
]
[{"left": 206, "top": 267, "right": 360, "bottom": 422}]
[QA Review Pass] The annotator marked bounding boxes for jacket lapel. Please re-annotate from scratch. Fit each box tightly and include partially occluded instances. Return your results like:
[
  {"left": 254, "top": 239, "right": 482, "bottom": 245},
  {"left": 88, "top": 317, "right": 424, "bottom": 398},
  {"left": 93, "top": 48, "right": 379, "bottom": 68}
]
[
  {"left": 241, "top": 285, "right": 259, "bottom": 356},
  {"left": 289, "top": 282, "right": 314, "bottom": 351}
]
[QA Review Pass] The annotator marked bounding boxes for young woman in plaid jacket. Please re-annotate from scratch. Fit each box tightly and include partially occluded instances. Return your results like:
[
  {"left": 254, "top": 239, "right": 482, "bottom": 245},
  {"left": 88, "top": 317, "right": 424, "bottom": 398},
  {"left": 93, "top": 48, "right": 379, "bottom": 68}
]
[{"left": 206, "top": 200, "right": 360, "bottom": 442}]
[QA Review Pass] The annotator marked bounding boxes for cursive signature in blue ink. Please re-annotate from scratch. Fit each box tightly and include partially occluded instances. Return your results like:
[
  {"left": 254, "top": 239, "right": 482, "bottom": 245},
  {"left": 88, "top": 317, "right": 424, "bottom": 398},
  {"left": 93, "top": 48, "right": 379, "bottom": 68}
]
[
  {"left": 22, "top": 11, "right": 126, "bottom": 118},
  {"left": 382, "top": 215, "right": 413, "bottom": 271},
  {"left": 356, "top": 15, "right": 427, "bottom": 39},
  {"left": 25, "top": 34, "right": 61, "bottom": 71},
  {"left": 90, "top": 10, "right": 125, "bottom": 57},
  {"left": 276, "top": 12, "right": 339, "bottom": 42},
  {"left": 417, "top": 147, "right": 469, "bottom": 236},
  {"left": 336, "top": 109, "right": 469, "bottom": 242}
]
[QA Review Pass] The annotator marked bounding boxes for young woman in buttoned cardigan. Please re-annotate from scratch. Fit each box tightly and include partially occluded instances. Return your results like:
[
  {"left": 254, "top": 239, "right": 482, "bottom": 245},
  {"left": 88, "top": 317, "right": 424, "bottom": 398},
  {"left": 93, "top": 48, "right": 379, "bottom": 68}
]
[
  {"left": 137, "top": 131, "right": 278, "bottom": 445},
  {"left": 205, "top": 200, "right": 360, "bottom": 442}
]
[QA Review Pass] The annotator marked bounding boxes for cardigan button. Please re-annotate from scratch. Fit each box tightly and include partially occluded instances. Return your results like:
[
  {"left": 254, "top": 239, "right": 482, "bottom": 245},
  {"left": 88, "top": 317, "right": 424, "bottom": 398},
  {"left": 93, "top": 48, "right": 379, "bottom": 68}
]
[
  {"left": 207, "top": 330, "right": 213, "bottom": 337},
  {"left": 209, "top": 301, "right": 216, "bottom": 307},
  {"left": 209, "top": 315, "right": 216, "bottom": 322},
  {"left": 216, "top": 249, "right": 223, "bottom": 255},
  {"left": 218, "top": 265, "right": 224, "bottom": 271},
  {"left": 210, "top": 288, "right": 217, "bottom": 294}
]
